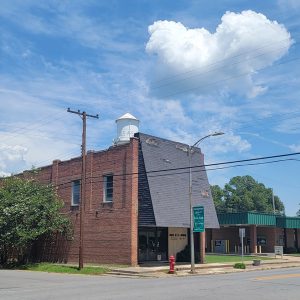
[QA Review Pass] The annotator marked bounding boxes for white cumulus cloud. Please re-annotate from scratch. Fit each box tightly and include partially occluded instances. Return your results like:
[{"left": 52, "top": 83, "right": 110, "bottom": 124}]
[
  {"left": 146, "top": 10, "right": 292, "bottom": 98},
  {"left": 289, "top": 144, "right": 300, "bottom": 152},
  {"left": 0, "top": 144, "right": 27, "bottom": 176}
]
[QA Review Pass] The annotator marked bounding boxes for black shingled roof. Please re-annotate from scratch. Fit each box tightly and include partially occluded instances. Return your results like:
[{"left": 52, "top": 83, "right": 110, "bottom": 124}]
[{"left": 136, "top": 132, "right": 219, "bottom": 229}]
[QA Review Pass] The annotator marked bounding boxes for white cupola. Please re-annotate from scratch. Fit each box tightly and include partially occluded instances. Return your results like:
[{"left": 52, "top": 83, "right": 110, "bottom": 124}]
[{"left": 114, "top": 113, "right": 139, "bottom": 145}]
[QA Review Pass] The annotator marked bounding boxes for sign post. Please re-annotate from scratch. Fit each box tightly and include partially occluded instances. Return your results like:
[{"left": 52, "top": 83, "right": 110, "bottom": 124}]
[
  {"left": 193, "top": 206, "right": 204, "bottom": 232},
  {"left": 274, "top": 246, "right": 283, "bottom": 259},
  {"left": 239, "top": 228, "right": 245, "bottom": 263}
]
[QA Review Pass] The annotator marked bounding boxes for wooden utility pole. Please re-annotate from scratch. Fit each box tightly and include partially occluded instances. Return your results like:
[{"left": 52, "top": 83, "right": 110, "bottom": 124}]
[{"left": 67, "top": 108, "right": 99, "bottom": 269}]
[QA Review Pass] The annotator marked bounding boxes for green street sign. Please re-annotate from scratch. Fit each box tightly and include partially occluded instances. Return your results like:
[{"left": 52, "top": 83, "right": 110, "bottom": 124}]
[{"left": 193, "top": 206, "right": 204, "bottom": 232}]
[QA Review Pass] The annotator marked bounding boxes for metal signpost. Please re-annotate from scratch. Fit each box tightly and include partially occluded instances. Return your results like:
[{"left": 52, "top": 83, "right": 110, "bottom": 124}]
[
  {"left": 239, "top": 228, "right": 245, "bottom": 263},
  {"left": 193, "top": 206, "right": 205, "bottom": 232},
  {"left": 274, "top": 245, "right": 283, "bottom": 259}
]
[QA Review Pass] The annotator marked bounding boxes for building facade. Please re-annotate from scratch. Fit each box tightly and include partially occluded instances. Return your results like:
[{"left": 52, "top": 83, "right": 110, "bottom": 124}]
[
  {"left": 25, "top": 127, "right": 219, "bottom": 266},
  {"left": 207, "top": 212, "right": 300, "bottom": 254},
  {"left": 30, "top": 137, "right": 139, "bottom": 265}
]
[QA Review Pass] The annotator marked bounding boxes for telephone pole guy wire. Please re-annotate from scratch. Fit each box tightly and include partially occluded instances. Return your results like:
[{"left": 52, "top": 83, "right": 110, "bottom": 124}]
[{"left": 67, "top": 108, "right": 99, "bottom": 270}]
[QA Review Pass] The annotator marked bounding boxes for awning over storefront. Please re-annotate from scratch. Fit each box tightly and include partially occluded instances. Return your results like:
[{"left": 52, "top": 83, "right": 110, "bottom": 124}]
[
  {"left": 218, "top": 212, "right": 276, "bottom": 226},
  {"left": 218, "top": 212, "right": 300, "bottom": 228},
  {"left": 276, "top": 216, "right": 300, "bottom": 228}
]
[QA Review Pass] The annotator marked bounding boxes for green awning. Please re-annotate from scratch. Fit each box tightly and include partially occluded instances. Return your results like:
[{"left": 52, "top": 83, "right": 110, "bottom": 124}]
[
  {"left": 276, "top": 216, "right": 300, "bottom": 229},
  {"left": 218, "top": 212, "right": 276, "bottom": 226},
  {"left": 218, "top": 212, "right": 300, "bottom": 228}
]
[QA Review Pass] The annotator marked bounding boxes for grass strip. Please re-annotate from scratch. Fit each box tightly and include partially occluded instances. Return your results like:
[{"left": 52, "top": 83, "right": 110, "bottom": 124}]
[
  {"left": 205, "top": 254, "right": 273, "bottom": 263},
  {"left": 19, "top": 263, "right": 110, "bottom": 275}
]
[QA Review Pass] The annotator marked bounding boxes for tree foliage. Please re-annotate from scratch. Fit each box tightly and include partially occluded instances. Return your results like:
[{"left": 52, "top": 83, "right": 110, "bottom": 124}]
[
  {"left": 0, "top": 177, "right": 71, "bottom": 265},
  {"left": 211, "top": 175, "right": 285, "bottom": 214}
]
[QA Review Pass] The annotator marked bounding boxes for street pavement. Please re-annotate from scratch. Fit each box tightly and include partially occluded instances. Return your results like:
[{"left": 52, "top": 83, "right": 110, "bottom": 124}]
[{"left": 1, "top": 265, "right": 300, "bottom": 299}]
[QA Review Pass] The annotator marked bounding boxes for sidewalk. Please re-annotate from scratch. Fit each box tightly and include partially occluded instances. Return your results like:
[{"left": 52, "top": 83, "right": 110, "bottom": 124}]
[{"left": 107, "top": 255, "right": 300, "bottom": 277}]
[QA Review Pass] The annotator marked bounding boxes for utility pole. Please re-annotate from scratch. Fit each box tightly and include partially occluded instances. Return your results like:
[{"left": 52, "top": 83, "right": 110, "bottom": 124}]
[
  {"left": 188, "top": 132, "right": 224, "bottom": 273},
  {"left": 67, "top": 108, "right": 99, "bottom": 269},
  {"left": 272, "top": 188, "right": 277, "bottom": 249},
  {"left": 272, "top": 188, "right": 276, "bottom": 214}
]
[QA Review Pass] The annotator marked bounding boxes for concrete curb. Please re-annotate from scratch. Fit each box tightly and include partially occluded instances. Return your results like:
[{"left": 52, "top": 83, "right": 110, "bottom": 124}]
[{"left": 108, "top": 258, "right": 300, "bottom": 277}]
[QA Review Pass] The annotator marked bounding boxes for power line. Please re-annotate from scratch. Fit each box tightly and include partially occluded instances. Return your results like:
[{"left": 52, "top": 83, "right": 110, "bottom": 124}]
[
  {"left": 152, "top": 43, "right": 293, "bottom": 90},
  {"left": 0, "top": 130, "right": 83, "bottom": 145},
  {"left": 50, "top": 156, "right": 300, "bottom": 192},
  {"left": 30, "top": 150, "right": 82, "bottom": 167},
  {"left": 90, "top": 151, "right": 300, "bottom": 179},
  {"left": 205, "top": 158, "right": 300, "bottom": 172},
  {"left": 47, "top": 152, "right": 300, "bottom": 189},
  {"left": 2, "top": 51, "right": 299, "bottom": 151},
  {"left": 0, "top": 112, "right": 67, "bottom": 144},
  {"left": 229, "top": 162, "right": 300, "bottom": 191},
  {"left": 157, "top": 55, "right": 300, "bottom": 99},
  {"left": 151, "top": 36, "right": 296, "bottom": 87}
]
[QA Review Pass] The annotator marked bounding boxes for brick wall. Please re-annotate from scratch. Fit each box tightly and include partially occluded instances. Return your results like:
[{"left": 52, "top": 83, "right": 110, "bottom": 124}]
[
  {"left": 211, "top": 226, "right": 282, "bottom": 253},
  {"left": 256, "top": 227, "right": 276, "bottom": 252},
  {"left": 296, "top": 229, "right": 300, "bottom": 250},
  {"left": 211, "top": 227, "right": 240, "bottom": 252},
  {"left": 28, "top": 138, "right": 139, "bottom": 266},
  {"left": 285, "top": 229, "right": 296, "bottom": 249}
]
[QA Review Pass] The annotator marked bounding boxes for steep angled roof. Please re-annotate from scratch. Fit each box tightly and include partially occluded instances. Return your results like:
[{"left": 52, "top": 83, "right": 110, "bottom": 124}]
[
  {"left": 116, "top": 113, "right": 139, "bottom": 121},
  {"left": 137, "top": 132, "right": 219, "bottom": 229},
  {"left": 138, "top": 141, "right": 156, "bottom": 227}
]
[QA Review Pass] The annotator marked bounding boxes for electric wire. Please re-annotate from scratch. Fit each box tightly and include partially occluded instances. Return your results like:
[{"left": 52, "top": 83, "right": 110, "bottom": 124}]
[
  {"left": 23, "top": 152, "right": 300, "bottom": 190},
  {"left": 2, "top": 54, "right": 300, "bottom": 147},
  {"left": 50, "top": 156, "right": 300, "bottom": 191},
  {"left": 1, "top": 112, "right": 68, "bottom": 144},
  {"left": 2, "top": 42, "right": 300, "bottom": 175},
  {"left": 151, "top": 36, "right": 297, "bottom": 86},
  {"left": 157, "top": 55, "right": 300, "bottom": 99},
  {"left": 152, "top": 43, "right": 294, "bottom": 90}
]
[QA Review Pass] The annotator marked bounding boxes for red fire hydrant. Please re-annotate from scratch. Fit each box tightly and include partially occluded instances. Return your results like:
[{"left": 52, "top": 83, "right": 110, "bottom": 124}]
[{"left": 169, "top": 255, "right": 175, "bottom": 274}]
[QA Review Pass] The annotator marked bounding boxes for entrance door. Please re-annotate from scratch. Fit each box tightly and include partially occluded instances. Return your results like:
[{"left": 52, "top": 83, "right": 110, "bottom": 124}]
[
  {"left": 138, "top": 227, "right": 168, "bottom": 262},
  {"left": 138, "top": 230, "right": 156, "bottom": 261}
]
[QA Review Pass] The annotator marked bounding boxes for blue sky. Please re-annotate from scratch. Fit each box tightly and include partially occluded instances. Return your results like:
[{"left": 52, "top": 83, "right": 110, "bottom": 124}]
[{"left": 1, "top": 0, "right": 300, "bottom": 216}]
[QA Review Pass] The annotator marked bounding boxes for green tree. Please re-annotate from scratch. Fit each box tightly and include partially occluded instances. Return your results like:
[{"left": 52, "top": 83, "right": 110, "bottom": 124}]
[
  {"left": 210, "top": 185, "right": 226, "bottom": 213},
  {"left": 0, "top": 177, "right": 71, "bottom": 265},
  {"left": 211, "top": 175, "right": 285, "bottom": 214}
]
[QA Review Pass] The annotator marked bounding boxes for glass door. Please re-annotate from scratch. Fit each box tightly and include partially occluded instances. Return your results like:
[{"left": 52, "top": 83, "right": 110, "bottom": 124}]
[{"left": 138, "top": 227, "right": 168, "bottom": 262}]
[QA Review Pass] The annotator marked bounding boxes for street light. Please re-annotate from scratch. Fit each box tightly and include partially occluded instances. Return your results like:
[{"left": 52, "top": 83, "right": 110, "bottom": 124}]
[{"left": 188, "top": 132, "right": 224, "bottom": 273}]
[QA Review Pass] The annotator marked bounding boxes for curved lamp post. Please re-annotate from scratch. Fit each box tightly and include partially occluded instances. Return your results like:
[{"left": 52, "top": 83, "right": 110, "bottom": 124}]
[{"left": 189, "top": 132, "right": 224, "bottom": 273}]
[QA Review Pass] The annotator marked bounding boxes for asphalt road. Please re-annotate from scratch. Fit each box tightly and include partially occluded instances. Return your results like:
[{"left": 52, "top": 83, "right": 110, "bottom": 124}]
[{"left": 0, "top": 267, "right": 300, "bottom": 300}]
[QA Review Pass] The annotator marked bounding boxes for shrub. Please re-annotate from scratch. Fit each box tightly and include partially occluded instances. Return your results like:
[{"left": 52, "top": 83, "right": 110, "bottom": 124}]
[
  {"left": 233, "top": 262, "right": 246, "bottom": 269},
  {"left": 284, "top": 247, "right": 297, "bottom": 254},
  {"left": 176, "top": 245, "right": 200, "bottom": 263},
  {"left": 0, "top": 177, "right": 72, "bottom": 266}
]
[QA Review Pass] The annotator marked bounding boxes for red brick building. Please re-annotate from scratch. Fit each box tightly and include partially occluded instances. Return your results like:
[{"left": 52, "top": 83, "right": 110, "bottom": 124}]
[
  {"left": 18, "top": 114, "right": 300, "bottom": 265},
  {"left": 25, "top": 114, "right": 219, "bottom": 266},
  {"left": 30, "top": 138, "right": 139, "bottom": 265}
]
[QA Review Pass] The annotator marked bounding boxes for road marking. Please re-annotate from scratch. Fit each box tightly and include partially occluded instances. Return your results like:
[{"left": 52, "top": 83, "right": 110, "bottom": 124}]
[{"left": 255, "top": 274, "right": 300, "bottom": 281}]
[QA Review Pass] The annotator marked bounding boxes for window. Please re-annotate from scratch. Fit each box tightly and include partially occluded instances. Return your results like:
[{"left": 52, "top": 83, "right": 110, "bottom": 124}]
[
  {"left": 72, "top": 180, "right": 80, "bottom": 206},
  {"left": 103, "top": 175, "right": 113, "bottom": 202}
]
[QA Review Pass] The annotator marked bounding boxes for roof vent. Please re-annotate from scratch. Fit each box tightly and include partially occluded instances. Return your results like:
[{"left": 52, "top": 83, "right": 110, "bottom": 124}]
[
  {"left": 176, "top": 144, "right": 188, "bottom": 152},
  {"left": 145, "top": 138, "right": 159, "bottom": 147},
  {"left": 114, "top": 113, "right": 139, "bottom": 145}
]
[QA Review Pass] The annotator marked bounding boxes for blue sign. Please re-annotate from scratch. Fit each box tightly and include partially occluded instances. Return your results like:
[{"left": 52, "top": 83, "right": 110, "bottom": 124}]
[{"left": 193, "top": 206, "right": 205, "bottom": 232}]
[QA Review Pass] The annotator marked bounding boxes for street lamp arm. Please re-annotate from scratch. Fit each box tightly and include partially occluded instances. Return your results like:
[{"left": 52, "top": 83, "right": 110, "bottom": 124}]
[
  {"left": 191, "top": 134, "right": 213, "bottom": 148},
  {"left": 191, "top": 132, "right": 224, "bottom": 149}
]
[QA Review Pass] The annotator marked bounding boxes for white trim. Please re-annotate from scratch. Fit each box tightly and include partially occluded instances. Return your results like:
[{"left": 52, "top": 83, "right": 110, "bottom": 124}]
[
  {"left": 103, "top": 174, "right": 113, "bottom": 203},
  {"left": 71, "top": 180, "right": 80, "bottom": 206}
]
